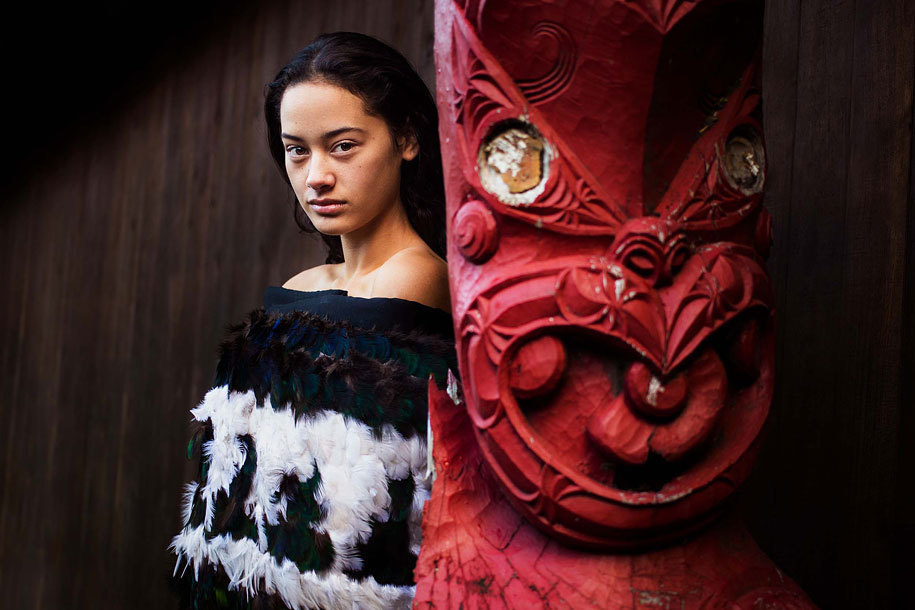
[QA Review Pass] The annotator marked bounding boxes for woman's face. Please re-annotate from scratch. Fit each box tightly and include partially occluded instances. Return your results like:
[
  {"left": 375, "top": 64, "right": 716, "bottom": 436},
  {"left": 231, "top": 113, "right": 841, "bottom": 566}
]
[{"left": 280, "top": 81, "right": 417, "bottom": 238}]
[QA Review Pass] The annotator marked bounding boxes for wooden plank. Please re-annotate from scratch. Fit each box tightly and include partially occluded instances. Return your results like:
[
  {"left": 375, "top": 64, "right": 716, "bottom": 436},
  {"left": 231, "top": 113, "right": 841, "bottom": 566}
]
[
  {"left": 745, "top": 0, "right": 914, "bottom": 607},
  {"left": 751, "top": 1, "right": 857, "bottom": 607},
  {"left": 740, "top": 0, "right": 801, "bottom": 527},
  {"left": 0, "top": 187, "right": 39, "bottom": 610},
  {"left": 837, "top": 1, "right": 913, "bottom": 607},
  {"left": 895, "top": 23, "right": 915, "bottom": 606}
]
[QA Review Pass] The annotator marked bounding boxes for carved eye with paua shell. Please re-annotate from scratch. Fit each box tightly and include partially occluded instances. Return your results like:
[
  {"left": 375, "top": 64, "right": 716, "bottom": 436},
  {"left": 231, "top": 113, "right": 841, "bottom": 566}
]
[
  {"left": 477, "top": 120, "right": 551, "bottom": 206},
  {"left": 721, "top": 125, "right": 765, "bottom": 195}
]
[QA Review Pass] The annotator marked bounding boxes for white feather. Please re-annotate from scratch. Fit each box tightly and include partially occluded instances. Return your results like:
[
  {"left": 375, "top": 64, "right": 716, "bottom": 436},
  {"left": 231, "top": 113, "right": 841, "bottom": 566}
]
[
  {"left": 179, "top": 482, "right": 198, "bottom": 528},
  {"left": 171, "top": 525, "right": 414, "bottom": 609},
  {"left": 173, "top": 386, "right": 431, "bottom": 606}
]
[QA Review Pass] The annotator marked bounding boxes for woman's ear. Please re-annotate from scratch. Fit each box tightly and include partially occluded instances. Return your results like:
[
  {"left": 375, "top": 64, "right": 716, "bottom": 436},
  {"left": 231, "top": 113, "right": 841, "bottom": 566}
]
[{"left": 399, "top": 129, "right": 419, "bottom": 162}]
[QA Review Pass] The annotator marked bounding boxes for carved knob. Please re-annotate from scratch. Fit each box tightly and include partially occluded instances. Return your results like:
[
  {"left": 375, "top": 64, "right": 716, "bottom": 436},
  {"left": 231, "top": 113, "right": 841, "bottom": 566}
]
[
  {"left": 454, "top": 200, "right": 499, "bottom": 263},
  {"left": 509, "top": 335, "right": 566, "bottom": 399},
  {"left": 754, "top": 207, "right": 773, "bottom": 258},
  {"left": 726, "top": 316, "right": 762, "bottom": 383}
]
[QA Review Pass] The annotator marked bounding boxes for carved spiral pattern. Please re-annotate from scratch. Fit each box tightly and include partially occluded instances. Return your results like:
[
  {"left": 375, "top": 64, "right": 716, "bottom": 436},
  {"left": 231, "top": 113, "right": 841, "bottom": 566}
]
[
  {"left": 454, "top": 199, "right": 499, "bottom": 263},
  {"left": 516, "top": 22, "right": 577, "bottom": 106}
]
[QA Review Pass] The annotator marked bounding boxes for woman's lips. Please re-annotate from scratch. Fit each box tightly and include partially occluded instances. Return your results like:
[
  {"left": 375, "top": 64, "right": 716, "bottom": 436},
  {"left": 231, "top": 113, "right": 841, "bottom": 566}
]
[{"left": 308, "top": 199, "right": 347, "bottom": 215}]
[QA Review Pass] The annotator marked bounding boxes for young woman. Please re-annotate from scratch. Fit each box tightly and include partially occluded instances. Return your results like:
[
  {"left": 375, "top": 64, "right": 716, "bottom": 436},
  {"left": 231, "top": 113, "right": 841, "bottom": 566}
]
[
  {"left": 170, "top": 33, "right": 456, "bottom": 609},
  {"left": 267, "top": 32, "right": 450, "bottom": 310}
]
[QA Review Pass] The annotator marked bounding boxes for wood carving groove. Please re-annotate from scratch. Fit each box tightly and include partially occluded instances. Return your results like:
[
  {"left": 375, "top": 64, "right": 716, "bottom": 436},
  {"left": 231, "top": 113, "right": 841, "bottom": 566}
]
[
  {"left": 620, "top": 0, "right": 702, "bottom": 33},
  {"left": 448, "top": 10, "right": 626, "bottom": 234},
  {"left": 515, "top": 22, "right": 577, "bottom": 106}
]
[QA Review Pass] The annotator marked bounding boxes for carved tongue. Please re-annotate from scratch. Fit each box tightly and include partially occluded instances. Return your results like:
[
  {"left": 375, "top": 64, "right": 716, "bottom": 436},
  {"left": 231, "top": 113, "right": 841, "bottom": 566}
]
[
  {"left": 587, "top": 393, "right": 652, "bottom": 465},
  {"left": 624, "top": 362, "right": 688, "bottom": 419},
  {"left": 586, "top": 350, "right": 729, "bottom": 466}
]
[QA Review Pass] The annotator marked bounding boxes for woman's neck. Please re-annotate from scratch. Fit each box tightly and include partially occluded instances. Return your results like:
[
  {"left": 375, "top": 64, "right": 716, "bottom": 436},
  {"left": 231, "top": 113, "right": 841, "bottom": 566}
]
[{"left": 337, "top": 199, "right": 423, "bottom": 284}]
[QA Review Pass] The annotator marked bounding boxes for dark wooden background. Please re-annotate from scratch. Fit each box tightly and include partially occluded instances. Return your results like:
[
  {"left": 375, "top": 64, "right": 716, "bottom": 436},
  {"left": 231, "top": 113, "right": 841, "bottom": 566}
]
[{"left": 0, "top": 1, "right": 910, "bottom": 608}]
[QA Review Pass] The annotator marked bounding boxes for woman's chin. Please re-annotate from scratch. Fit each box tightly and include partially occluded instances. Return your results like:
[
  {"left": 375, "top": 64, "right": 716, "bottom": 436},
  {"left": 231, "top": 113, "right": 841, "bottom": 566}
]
[{"left": 309, "top": 217, "right": 352, "bottom": 236}]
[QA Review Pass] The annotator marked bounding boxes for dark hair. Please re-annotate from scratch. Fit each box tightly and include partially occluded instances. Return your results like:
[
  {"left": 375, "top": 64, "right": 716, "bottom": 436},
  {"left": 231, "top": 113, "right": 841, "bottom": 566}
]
[{"left": 264, "top": 32, "right": 446, "bottom": 264}]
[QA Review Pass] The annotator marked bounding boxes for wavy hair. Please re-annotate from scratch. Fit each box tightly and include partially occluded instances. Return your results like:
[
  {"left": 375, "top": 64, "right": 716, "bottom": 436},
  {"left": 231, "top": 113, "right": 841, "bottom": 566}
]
[{"left": 264, "top": 32, "right": 446, "bottom": 264}]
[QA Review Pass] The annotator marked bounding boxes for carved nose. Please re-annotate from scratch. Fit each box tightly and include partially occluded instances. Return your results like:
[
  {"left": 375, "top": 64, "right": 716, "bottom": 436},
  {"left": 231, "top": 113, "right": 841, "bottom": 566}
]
[
  {"left": 623, "top": 363, "right": 688, "bottom": 418},
  {"left": 611, "top": 218, "right": 688, "bottom": 287},
  {"left": 619, "top": 240, "right": 665, "bottom": 284}
]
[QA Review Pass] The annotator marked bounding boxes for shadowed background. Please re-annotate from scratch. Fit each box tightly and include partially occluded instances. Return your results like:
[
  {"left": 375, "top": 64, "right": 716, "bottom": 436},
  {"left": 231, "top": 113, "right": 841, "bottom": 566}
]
[{"left": 0, "top": 1, "right": 911, "bottom": 608}]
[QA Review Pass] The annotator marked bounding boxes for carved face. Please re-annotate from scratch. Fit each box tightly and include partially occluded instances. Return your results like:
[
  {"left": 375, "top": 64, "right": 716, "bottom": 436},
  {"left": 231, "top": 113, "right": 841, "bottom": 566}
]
[{"left": 436, "top": 0, "right": 771, "bottom": 548}]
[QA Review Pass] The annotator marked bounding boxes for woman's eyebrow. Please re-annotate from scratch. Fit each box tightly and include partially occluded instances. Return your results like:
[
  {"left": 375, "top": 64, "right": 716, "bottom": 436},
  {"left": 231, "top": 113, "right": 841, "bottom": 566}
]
[
  {"left": 281, "top": 127, "right": 366, "bottom": 142},
  {"left": 323, "top": 126, "right": 365, "bottom": 139}
]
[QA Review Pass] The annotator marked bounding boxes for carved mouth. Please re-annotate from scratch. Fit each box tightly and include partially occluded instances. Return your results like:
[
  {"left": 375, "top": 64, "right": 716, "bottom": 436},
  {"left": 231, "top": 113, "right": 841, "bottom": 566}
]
[
  {"left": 586, "top": 347, "right": 727, "bottom": 466},
  {"left": 459, "top": 240, "right": 774, "bottom": 513},
  {"left": 514, "top": 310, "right": 767, "bottom": 492}
]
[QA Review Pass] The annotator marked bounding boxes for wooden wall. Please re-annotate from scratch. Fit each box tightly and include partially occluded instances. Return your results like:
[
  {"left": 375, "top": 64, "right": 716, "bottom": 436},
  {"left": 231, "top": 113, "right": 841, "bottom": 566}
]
[
  {"left": 0, "top": 0, "right": 910, "bottom": 608},
  {"left": 742, "top": 1, "right": 914, "bottom": 608},
  {"left": 0, "top": 1, "right": 434, "bottom": 608}
]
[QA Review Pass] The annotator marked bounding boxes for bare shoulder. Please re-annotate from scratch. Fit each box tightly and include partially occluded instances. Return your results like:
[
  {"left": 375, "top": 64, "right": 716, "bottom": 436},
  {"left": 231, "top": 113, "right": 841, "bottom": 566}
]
[
  {"left": 282, "top": 264, "right": 341, "bottom": 292},
  {"left": 372, "top": 247, "right": 451, "bottom": 312}
]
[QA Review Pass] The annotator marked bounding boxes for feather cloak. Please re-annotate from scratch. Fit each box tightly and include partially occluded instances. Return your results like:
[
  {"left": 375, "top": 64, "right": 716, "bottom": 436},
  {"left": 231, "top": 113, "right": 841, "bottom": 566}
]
[{"left": 169, "top": 307, "right": 457, "bottom": 610}]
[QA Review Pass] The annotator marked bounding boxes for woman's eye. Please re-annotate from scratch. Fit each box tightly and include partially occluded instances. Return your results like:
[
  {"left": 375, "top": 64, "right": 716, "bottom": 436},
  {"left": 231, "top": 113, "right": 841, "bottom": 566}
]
[
  {"left": 333, "top": 141, "right": 356, "bottom": 153},
  {"left": 285, "top": 145, "right": 307, "bottom": 158}
]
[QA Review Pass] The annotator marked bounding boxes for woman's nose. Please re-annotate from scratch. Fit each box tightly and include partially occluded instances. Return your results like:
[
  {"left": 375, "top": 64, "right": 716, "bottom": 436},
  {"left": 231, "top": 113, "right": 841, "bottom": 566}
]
[{"left": 305, "top": 156, "right": 334, "bottom": 191}]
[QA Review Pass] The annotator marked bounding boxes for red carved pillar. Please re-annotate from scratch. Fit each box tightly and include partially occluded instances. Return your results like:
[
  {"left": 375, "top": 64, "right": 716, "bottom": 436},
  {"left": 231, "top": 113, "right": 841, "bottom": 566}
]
[{"left": 416, "top": 0, "right": 815, "bottom": 607}]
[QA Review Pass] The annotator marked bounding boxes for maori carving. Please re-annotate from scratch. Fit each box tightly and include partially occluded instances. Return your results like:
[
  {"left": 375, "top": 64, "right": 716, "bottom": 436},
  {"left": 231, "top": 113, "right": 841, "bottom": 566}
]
[
  {"left": 419, "top": 0, "right": 815, "bottom": 606},
  {"left": 514, "top": 22, "right": 576, "bottom": 106},
  {"left": 448, "top": 11, "right": 625, "bottom": 233},
  {"left": 454, "top": 199, "right": 500, "bottom": 263},
  {"left": 625, "top": 0, "right": 703, "bottom": 32}
]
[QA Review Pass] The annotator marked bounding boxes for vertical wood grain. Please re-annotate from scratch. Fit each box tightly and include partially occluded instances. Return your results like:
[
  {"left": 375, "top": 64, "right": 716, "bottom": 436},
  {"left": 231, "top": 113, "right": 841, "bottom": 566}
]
[
  {"left": 896, "top": 24, "right": 915, "bottom": 604},
  {"left": 755, "top": 2, "right": 858, "bottom": 603},
  {"left": 0, "top": 1, "right": 434, "bottom": 607},
  {"left": 744, "top": 1, "right": 914, "bottom": 608}
]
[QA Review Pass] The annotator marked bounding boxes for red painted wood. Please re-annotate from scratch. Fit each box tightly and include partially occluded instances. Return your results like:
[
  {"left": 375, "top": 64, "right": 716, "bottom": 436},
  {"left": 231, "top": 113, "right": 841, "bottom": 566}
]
[
  {"left": 418, "top": 0, "right": 815, "bottom": 605},
  {"left": 418, "top": 382, "right": 812, "bottom": 608}
]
